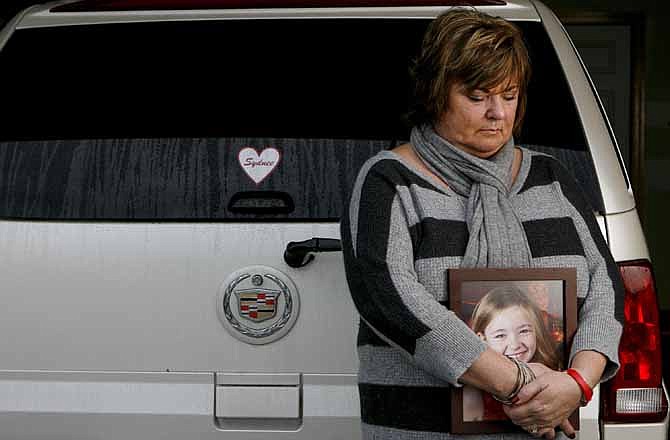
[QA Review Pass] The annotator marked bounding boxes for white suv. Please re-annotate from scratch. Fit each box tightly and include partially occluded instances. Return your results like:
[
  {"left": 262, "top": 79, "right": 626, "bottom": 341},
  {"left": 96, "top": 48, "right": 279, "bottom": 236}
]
[{"left": 0, "top": 1, "right": 666, "bottom": 439}]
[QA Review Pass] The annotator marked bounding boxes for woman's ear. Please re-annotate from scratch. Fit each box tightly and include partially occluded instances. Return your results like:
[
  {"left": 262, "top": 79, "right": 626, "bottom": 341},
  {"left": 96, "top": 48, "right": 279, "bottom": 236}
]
[{"left": 476, "top": 332, "right": 486, "bottom": 342}]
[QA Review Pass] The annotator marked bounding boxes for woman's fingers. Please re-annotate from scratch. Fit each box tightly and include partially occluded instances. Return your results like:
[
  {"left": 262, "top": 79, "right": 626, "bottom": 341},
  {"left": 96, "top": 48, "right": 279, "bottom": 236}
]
[
  {"left": 538, "top": 427, "right": 555, "bottom": 439},
  {"left": 521, "top": 420, "right": 574, "bottom": 440},
  {"left": 512, "top": 377, "right": 549, "bottom": 406},
  {"left": 522, "top": 420, "right": 574, "bottom": 439},
  {"left": 504, "top": 396, "right": 548, "bottom": 427},
  {"left": 559, "top": 419, "right": 576, "bottom": 439},
  {"left": 505, "top": 370, "right": 582, "bottom": 426},
  {"left": 504, "top": 378, "right": 550, "bottom": 422},
  {"left": 505, "top": 369, "right": 580, "bottom": 438}
]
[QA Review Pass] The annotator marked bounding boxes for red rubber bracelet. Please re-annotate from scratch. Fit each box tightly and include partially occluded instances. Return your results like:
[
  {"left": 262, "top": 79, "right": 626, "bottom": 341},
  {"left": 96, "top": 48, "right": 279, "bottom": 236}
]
[{"left": 566, "top": 368, "right": 593, "bottom": 405}]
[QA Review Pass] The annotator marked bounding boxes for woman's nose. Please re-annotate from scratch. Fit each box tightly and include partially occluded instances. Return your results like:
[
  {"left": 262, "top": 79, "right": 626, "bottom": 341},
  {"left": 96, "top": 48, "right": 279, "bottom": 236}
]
[{"left": 485, "top": 96, "right": 505, "bottom": 120}]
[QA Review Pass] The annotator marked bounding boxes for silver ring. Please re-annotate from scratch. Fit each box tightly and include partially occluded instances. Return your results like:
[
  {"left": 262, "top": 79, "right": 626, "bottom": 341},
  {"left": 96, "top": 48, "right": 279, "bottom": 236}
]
[{"left": 527, "top": 424, "right": 539, "bottom": 434}]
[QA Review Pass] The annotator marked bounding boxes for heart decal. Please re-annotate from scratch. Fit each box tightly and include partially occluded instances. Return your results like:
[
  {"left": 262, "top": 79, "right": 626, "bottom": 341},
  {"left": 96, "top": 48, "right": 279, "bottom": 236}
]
[{"left": 238, "top": 147, "right": 281, "bottom": 184}]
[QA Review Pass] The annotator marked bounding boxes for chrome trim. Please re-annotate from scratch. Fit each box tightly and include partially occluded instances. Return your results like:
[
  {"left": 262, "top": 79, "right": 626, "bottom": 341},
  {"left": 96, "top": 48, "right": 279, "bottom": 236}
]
[
  {"left": 17, "top": 2, "right": 540, "bottom": 29},
  {"left": 222, "top": 273, "right": 293, "bottom": 339},
  {"left": 0, "top": 370, "right": 212, "bottom": 383},
  {"left": 0, "top": 370, "right": 213, "bottom": 415},
  {"left": 0, "top": 3, "right": 58, "bottom": 52}
]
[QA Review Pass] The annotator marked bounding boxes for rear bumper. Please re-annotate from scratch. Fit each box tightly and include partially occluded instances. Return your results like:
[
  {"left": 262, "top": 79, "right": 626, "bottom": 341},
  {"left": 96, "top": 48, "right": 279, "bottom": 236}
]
[{"left": 0, "top": 370, "right": 361, "bottom": 440}]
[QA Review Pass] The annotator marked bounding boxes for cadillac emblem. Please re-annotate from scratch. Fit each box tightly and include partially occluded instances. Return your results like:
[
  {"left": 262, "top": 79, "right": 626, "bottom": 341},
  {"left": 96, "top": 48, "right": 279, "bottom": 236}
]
[
  {"left": 217, "top": 266, "right": 300, "bottom": 345},
  {"left": 236, "top": 289, "right": 279, "bottom": 322}
]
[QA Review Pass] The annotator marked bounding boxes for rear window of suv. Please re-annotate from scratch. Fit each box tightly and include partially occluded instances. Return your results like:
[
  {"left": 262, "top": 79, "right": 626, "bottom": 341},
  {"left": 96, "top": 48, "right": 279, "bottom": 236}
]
[{"left": 0, "top": 18, "right": 600, "bottom": 220}]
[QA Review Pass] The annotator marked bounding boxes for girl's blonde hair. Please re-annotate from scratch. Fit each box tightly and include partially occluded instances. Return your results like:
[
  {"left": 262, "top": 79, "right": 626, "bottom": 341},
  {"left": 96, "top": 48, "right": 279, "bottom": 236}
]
[{"left": 470, "top": 285, "right": 560, "bottom": 370}]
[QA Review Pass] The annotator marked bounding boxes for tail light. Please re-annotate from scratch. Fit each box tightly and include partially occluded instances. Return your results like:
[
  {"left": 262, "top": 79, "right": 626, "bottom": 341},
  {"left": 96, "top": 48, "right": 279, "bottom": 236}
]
[{"left": 601, "top": 260, "right": 668, "bottom": 422}]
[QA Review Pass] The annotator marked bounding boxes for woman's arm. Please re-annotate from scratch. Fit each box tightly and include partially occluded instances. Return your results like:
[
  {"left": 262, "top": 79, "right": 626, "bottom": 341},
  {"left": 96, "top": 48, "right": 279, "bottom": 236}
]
[
  {"left": 342, "top": 157, "right": 517, "bottom": 389},
  {"left": 571, "top": 349, "right": 607, "bottom": 390},
  {"left": 505, "top": 157, "right": 624, "bottom": 437},
  {"left": 551, "top": 157, "right": 624, "bottom": 380},
  {"left": 459, "top": 348, "right": 518, "bottom": 397}
]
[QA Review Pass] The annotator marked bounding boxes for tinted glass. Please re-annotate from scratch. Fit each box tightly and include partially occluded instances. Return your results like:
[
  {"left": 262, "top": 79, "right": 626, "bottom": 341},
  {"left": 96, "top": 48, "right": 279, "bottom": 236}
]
[{"left": 0, "top": 19, "right": 601, "bottom": 220}]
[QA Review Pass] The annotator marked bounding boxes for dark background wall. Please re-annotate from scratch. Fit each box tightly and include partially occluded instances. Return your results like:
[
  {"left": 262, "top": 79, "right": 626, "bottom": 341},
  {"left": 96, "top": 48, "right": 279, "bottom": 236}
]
[{"left": 542, "top": 0, "right": 670, "bottom": 309}]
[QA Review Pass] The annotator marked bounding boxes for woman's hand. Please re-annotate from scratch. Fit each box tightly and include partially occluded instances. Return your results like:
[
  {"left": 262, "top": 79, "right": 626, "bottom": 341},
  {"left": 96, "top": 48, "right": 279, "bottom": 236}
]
[
  {"left": 503, "top": 366, "right": 581, "bottom": 439},
  {"left": 526, "top": 362, "right": 552, "bottom": 378}
]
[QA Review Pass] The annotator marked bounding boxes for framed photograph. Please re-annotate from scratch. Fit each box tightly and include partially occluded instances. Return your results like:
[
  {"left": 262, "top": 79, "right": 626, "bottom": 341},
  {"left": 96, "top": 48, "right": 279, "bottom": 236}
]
[{"left": 447, "top": 268, "right": 578, "bottom": 434}]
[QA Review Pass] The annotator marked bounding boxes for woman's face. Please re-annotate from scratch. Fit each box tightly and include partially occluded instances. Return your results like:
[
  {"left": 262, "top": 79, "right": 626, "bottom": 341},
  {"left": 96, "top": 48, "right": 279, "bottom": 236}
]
[
  {"left": 435, "top": 81, "right": 519, "bottom": 158},
  {"left": 479, "top": 305, "right": 537, "bottom": 363}
]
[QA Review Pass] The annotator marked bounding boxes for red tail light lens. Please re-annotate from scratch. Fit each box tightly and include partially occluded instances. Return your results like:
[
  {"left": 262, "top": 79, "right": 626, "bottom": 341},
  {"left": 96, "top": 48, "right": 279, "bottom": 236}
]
[{"left": 601, "top": 260, "right": 668, "bottom": 422}]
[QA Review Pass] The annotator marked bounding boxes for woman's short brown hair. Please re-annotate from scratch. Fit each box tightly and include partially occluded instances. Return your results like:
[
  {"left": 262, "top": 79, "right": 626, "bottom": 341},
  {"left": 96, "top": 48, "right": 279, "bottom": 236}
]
[{"left": 409, "top": 8, "right": 531, "bottom": 137}]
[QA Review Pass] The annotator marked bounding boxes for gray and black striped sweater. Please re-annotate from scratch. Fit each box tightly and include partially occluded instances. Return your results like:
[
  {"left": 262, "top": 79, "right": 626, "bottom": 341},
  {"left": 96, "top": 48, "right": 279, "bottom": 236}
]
[{"left": 340, "top": 147, "right": 624, "bottom": 439}]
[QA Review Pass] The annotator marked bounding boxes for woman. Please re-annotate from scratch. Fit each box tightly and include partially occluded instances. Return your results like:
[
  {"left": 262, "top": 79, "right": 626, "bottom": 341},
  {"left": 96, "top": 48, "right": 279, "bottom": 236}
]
[
  {"left": 463, "top": 286, "right": 560, "bottom": 422},
  {"left": 340, "top": 7, "right": 623, "bottom": 440}
]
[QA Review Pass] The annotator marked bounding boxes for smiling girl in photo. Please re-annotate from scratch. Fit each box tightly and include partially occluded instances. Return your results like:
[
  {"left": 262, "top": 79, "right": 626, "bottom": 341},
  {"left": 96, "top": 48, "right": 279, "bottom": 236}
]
[{"left": 463, "top": 285, "right": 561, "bottom": 421}]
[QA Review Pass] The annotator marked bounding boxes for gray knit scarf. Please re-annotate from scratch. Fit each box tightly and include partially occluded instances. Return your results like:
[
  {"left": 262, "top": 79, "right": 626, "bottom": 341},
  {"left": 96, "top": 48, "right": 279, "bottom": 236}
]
[{"left": 410, "top": 124, "right": 532, "bottom": 268}]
